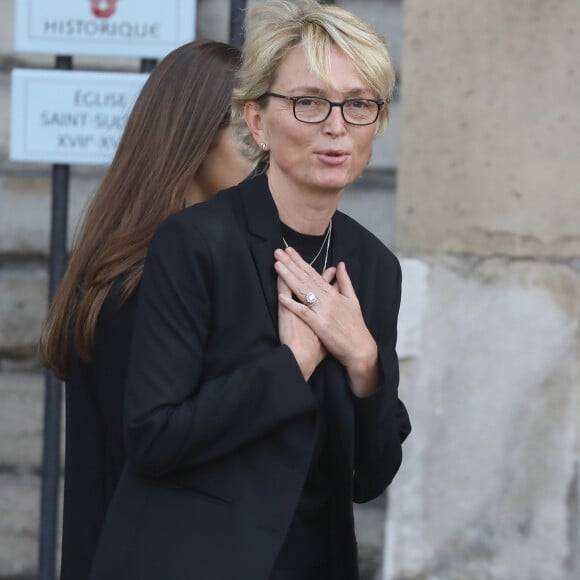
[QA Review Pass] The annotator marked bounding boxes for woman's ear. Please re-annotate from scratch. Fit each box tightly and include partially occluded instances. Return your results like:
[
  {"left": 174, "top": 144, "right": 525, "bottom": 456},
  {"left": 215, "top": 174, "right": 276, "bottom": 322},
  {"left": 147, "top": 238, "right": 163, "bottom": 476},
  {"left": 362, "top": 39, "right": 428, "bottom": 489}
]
[{"left": 244, "top": 101, "right": 266, "bottom": 148}]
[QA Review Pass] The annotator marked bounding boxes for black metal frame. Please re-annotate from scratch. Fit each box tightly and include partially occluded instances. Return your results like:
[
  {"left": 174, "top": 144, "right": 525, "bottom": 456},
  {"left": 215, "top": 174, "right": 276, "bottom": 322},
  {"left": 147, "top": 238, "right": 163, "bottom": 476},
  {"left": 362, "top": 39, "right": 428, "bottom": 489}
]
[{"left": 36, "top": 54, "right": 71, "bottom": 580}]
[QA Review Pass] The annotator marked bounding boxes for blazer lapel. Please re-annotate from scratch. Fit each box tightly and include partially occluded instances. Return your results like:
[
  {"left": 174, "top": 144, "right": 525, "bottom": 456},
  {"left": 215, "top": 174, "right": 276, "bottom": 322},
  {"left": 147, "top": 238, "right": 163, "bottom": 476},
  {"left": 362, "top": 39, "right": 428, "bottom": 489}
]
[
  {"left": 240, "top": 173, "right": 283, "bottom": 332},
  {"left": 329, "top": 210, "right": 361, "bottom": 290}
]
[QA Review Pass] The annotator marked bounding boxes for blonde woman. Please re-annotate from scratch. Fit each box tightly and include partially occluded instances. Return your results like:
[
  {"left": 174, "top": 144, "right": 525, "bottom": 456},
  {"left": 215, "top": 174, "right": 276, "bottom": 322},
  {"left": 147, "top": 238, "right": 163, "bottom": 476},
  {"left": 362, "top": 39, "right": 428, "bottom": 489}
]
[{"left": 90, "top": 3, "right": 410, "bottom": 579}]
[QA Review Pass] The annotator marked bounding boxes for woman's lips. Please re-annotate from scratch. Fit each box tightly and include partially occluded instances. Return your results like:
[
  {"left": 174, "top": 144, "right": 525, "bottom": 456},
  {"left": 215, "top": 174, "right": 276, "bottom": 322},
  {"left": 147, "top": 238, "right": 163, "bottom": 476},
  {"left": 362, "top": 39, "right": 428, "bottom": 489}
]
[{"left": 316, "top": 150, "right": 350, "bottom": 164}]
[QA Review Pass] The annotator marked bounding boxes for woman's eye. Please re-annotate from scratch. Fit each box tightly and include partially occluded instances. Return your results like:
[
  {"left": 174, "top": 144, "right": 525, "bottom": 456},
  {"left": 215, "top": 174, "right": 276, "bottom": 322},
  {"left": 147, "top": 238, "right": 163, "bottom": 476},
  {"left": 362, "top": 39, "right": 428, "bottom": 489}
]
[
  {"left": 297, "top": 98, "right": 319, "bottom": 107},
  {"left": 349, "top": 99, "right": 369, "bottom": 109}
]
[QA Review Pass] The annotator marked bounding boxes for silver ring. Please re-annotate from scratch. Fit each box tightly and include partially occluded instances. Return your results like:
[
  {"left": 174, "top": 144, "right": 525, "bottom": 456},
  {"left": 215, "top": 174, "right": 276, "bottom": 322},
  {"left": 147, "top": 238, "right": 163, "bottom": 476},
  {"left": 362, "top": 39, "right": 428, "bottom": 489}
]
[{"left": 305, "top": 291, "right": 318, "bottom": 307}]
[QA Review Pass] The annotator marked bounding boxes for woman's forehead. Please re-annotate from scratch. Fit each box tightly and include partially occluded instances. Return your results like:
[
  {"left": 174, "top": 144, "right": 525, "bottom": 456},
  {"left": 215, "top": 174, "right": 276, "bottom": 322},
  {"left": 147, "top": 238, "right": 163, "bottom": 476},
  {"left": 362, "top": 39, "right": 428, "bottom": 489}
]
[{"left": 274, "top": 45, "right": 372, "bottom": 95}]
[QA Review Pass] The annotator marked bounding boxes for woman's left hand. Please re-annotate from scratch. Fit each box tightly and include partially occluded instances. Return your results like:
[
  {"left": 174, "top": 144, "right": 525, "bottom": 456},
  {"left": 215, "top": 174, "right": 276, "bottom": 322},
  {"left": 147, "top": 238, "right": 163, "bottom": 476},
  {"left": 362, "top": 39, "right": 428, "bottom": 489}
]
[{"left": 274, "top": 247, "right": 379, "bottom": 397}]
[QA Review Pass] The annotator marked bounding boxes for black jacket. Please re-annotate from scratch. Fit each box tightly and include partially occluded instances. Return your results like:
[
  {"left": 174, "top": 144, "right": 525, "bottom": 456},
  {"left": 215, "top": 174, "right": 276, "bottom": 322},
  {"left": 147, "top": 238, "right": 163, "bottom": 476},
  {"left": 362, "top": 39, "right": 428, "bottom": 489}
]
[
  {"left": 60, "top": 284, "right": 139, "bottom": 580},
  {"left": 89, "top": 172, "right": 411, "bottom": 580}
]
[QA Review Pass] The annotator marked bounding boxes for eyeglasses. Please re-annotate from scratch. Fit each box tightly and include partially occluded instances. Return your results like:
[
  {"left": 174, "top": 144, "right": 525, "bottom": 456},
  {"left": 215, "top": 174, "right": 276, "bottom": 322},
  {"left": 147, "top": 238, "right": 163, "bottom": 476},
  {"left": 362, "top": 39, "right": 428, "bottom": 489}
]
[{"left": 262, "top": 92, "right": 385, "bottom": 126}]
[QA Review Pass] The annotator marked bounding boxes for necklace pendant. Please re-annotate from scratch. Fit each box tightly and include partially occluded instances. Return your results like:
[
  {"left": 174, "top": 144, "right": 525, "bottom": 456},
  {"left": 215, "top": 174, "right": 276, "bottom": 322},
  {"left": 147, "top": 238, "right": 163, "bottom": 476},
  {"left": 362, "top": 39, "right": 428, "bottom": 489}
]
[{"left": 280, "top": 218, "right": 332, "bottom": 273}]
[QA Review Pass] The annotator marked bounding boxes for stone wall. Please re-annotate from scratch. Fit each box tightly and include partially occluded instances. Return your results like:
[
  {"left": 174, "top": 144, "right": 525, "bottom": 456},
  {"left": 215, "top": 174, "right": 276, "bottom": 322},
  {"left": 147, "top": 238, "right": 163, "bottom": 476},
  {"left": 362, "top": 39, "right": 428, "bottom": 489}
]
[{"left": 386, "top": 0, "right": 580, "bottom": 579}]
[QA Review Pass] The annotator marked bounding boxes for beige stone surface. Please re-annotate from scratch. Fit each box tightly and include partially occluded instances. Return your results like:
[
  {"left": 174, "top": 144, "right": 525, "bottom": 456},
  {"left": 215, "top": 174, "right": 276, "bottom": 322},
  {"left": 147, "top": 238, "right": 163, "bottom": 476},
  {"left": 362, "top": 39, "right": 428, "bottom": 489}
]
[
  {"left": 355, "top": 498, "right": 387, "bottom": 580},
  {"left": 396, "top": 0, "right": 580, "bottom": 258},
  {"left": 0, "top": 173, "right": 101, "bottom": 255},
  {"left": 397, "top": 258, "right": 429, "bottom": 359},
  {"left": 385, "top": 258, "right": 580, "bottom": 580},
  {"left": 0, "top": 0, "right": 16, "bottom": 62},
  {"left": 340, "top": 186, "right": 397, "bottom": 249},
  {"left": 0, "top": 269, "right": 47, "bottom": 357},
  {"left": 0, "top": 474, "right": 41, "bottom": 576},
  {"left": 0, "top": 373, "right": 44, "bottom": 466}
]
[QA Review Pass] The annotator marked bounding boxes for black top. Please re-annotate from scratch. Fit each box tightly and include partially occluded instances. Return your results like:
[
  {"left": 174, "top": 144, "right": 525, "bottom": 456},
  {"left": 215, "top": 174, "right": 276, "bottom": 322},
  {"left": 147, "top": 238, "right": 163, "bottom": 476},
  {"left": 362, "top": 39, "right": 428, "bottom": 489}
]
[
  {"left": 274, "top": 223, "right": 333, "bottom": 574},
  {"left": 60, "top": 284, "right": 139, "bottom": 580},
  {"left": 280, "top": 221, "right": 331, "bottom": 275}
]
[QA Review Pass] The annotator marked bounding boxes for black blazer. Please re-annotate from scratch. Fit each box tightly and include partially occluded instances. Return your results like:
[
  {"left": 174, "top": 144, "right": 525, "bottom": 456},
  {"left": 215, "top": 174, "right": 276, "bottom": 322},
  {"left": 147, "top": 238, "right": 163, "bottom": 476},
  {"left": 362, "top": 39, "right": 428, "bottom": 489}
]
[
  {"left": 90, "top": 172, "right": 411, "bottom": 580},
  {"left": 60, "top": 285, "right": 139, "bottom": 580}
]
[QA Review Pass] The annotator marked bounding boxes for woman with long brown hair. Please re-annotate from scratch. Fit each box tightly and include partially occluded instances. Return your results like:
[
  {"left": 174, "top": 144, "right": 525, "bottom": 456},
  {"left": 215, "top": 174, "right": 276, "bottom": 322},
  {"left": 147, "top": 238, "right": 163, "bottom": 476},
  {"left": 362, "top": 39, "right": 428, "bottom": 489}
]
[{"left": 39, "top": 40, "right": 252, "bottom": 580}]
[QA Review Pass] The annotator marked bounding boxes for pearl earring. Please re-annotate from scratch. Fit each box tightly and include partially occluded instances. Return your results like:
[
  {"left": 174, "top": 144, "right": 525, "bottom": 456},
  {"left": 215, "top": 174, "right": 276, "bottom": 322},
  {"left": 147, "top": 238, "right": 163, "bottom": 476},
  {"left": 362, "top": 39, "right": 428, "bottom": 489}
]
[{"left": 259, "top": 142, "right": 267, "bottom": 150}]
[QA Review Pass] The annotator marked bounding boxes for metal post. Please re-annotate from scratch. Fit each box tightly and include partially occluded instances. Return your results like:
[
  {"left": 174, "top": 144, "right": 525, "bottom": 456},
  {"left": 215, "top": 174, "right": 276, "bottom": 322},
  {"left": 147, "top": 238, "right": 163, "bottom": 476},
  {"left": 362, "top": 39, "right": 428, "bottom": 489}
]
[
  {"left": 140, "top": 58, "right": 157, "bottom": 73},
  {"left": 37, "top": 54, "right": 72, "bottom": 580},
  {"left": 229, "top": 0, "right": 247, "bottom": 48}
]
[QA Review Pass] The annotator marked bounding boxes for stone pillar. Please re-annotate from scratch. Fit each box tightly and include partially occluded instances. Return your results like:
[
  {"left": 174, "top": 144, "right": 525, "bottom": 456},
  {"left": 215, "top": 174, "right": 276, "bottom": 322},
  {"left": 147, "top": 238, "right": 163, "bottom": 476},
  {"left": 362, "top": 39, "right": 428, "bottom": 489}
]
[{"left": 386, "top": 1, "right": 580, "bottom": 579}]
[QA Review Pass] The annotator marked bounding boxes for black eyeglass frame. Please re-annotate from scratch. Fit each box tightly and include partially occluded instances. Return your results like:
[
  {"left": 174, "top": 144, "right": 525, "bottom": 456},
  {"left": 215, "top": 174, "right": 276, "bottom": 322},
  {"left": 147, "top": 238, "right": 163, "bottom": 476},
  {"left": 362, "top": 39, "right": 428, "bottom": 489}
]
[{"left": 261, "top": 92, "right": 386, "bottom": 126}]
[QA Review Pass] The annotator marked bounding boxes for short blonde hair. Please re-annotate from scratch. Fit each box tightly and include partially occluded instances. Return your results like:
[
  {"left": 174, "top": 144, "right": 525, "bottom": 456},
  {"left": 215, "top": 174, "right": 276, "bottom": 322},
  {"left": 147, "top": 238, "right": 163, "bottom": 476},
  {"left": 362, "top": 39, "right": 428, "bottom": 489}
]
[{"left": 231, "top": 0, "right": 396, "bottom": 164}]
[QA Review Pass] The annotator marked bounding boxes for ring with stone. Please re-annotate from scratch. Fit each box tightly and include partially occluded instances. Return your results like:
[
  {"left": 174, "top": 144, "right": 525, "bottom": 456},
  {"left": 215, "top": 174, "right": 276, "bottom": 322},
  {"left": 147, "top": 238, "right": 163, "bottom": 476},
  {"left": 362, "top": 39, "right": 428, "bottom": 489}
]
[{"left": 304, "top": 291, "right": 318, "bottom": 307}]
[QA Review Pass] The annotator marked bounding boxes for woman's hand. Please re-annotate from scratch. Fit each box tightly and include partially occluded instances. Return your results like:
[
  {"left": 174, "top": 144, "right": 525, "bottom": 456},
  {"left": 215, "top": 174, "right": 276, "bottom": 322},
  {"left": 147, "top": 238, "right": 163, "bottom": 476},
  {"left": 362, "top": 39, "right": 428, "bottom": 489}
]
[
  {"left": 274, "top": 247, "right": 379, "bottom": 397},
  {"left": 277, "top": 274, "right": 330, "bottom": 381}
]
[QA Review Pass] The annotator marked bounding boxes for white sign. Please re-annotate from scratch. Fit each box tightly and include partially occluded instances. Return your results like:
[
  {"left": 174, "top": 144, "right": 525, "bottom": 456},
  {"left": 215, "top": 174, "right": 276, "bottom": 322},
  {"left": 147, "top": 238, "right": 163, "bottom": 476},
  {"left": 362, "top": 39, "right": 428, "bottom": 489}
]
[
  {"left": 10, "top": 69, "right": 148, "bottom": 165},
  {"left": 15, "top": 0, "right": 196, "bottom": 57}
]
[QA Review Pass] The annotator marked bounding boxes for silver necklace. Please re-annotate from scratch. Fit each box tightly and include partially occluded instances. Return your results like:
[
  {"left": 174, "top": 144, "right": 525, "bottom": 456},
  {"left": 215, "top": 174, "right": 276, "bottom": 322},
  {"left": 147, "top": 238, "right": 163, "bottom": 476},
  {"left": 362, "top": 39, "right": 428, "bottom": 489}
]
[{"left": 282, "top": 219, "right": 332, "bottom": 272}]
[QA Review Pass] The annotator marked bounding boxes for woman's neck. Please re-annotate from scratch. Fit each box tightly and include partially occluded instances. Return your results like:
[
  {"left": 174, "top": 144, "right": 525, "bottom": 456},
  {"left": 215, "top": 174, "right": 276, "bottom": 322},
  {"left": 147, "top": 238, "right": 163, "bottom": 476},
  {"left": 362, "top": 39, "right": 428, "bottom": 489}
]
[
  {"left": 267, "top": 171, "right": 340, "bottom": 235},
  {"left": 185, "top": 182, "right": 211, "bottom": 207}
]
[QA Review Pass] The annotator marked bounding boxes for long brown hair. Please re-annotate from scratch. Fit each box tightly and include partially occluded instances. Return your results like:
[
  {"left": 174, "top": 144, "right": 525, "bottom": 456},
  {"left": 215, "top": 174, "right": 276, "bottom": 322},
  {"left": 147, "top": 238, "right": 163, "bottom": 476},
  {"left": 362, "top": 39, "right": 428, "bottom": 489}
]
[{"left": 40, "top": 40, "right": 242, "bottom": 379}]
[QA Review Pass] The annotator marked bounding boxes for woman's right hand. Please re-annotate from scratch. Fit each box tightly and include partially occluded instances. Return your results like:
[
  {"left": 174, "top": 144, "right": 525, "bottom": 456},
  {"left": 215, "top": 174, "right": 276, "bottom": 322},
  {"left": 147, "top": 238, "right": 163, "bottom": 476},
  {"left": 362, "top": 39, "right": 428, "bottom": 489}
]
[{"left": 277, "top": 272, "right": 333, "bottom": 380}]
